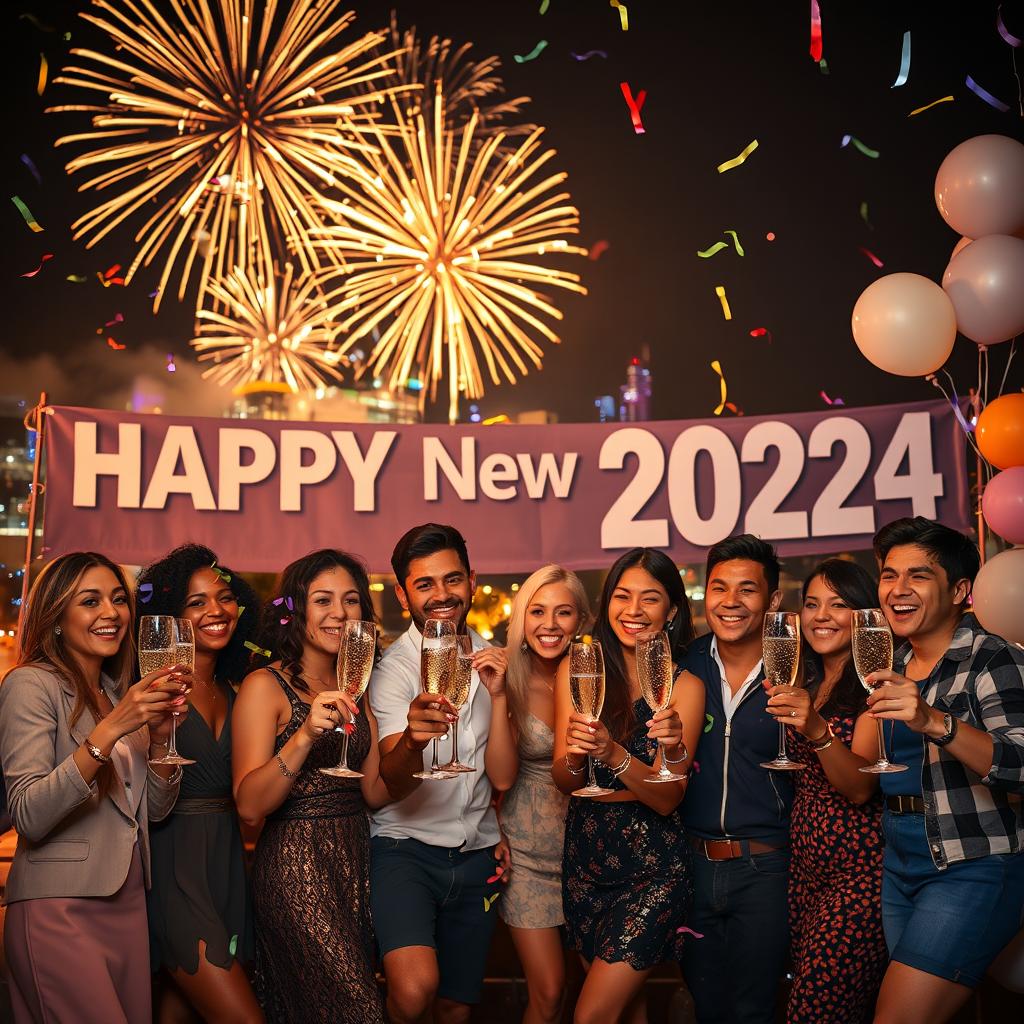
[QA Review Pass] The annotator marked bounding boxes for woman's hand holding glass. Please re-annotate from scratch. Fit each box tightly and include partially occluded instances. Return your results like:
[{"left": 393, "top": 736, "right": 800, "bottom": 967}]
[
  {"left": 300, "top": 690, "right": 358, "bottom": 743},
  {"left": 566, "top": 712, "right": 614, "bottom": 763},
  {"left": 98, "top": 667, "right": 191, "bottom": 746},
  {"left": 765, "top": 684, "right": 826, "bottom": 740},
  {"left": 645, "top": 706, "right": 684, "bottom": 752}
]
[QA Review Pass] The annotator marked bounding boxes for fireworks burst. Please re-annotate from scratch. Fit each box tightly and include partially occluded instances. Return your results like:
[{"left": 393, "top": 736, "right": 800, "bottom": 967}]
[
  {"left": 49, "top": 0, "right": 408, "bottom": 312},
  {"left": 313, "top": 85, "right": 588, "bottom": 423}
]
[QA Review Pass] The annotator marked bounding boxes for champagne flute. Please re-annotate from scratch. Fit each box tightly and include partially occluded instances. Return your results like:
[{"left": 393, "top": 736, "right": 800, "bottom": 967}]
[
  {"left": 569, "top": 639, "right": 615, "bottom": 798},
  {"left": 853, "top": 609, "right": 909, "bottom": 774},
  {"left": 759, "top": 612, "right": 806, "bottom": 771},
  {"left": 412, "top": 618, "right": 458, "bottom": 781},
  {"left": 439, "top": 635, "right": 476, "bottom": 773},
  {"left": 142, "top": 615, "right": 196, "bottom": 767},
  {"left": 320, "top": 620, "right": 377, "bottom": 779},
  {"left": 636, "top": 631, "right": 687, "bottom": 783}
]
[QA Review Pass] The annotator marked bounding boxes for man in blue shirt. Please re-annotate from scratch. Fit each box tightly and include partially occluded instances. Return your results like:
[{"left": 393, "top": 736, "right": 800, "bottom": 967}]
[{"left": 681, "top": 534, "right": 795, "bottom": 1024}]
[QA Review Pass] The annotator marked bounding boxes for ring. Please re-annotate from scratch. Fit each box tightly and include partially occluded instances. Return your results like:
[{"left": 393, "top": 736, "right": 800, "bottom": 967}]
[{"left": 790, "top": 710, "right": 797, "bottom": 718}]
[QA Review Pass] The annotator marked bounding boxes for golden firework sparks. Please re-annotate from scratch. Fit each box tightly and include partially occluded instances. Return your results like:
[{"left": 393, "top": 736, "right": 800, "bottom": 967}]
[
  {"left": 313, "top": 84, "right": 588, "bottom": 423},
  {"left": 191, "top": 255, "right": 346, "bottom": 392},
  {"left": 49, "top": 0, "right": 409, "bottom": 312}
]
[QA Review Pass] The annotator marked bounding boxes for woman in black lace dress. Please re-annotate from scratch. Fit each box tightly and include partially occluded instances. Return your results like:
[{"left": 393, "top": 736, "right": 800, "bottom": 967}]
[
  {"left": 232, "top": 550, "right": 394, "bottom": 1024},
  {"left": 552, "top": 548, "right": 706, "bottom": 1023}
]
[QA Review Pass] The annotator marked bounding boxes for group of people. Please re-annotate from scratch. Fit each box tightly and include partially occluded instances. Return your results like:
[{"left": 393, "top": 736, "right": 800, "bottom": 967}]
[{"left": 0, "top": 515, "right": 1022, "bottom": 1024}]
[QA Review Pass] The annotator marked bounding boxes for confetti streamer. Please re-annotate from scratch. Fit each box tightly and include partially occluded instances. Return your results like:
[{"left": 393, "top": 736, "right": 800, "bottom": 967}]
[
  {"left": 714, "top": 287, "right": 732, "bottom": 321},
  {"left": 610, "top": 0, "right": 628, "bottom": 31},
  {"left": 966, "top": 75, "right": 1010, "bottom": 112},
  {"left": 483, "top": 892, "right": 502, "bottom": 912},
  {"left": 211, "top": 560, "right": 233, "bottom": 584},
  {"left": 571, "top": 50, "right": 608, "bottom": 60},
  {"left": 244, "top": 640, "right": 272, "bottom": 658},
  {"left": 514, "top": 40, "right": 548, "bottom": 63},
  {"left": 105, "top": 313, "right": 125, "bottom": 328},
  {"left": 749, "top": 327, "right": 773, "bottom": 343},
  {"left": 66, "top": 274, "right": 88, "bottom": 283},
  {"left": 818, "top": 58, "right": 830, "bottom": 75},
  {"left": 840, "top": 135, "right": 880, "bottom": 158},
  {"left": 486, "top": 866, "right": 505, "bottom": 884},
  {"left": 272, "top": 596, "right": 295, "bottom": 610},
  {"left": 37, "top": 53, "right": 48, "bottom": 95},
  {"left": 107, "top": 337, "right": 126, "bottom": 350},
  {"left": 907, "top": 95, "right": 954, "bottom": 116},
  {"left": 858, "top": 246, "right": 884, "bottom": 268},
  {"left": 619, "top": 81, "right": 647, "bottom": 134},
  {"left": 724, "top": 229, "right": 745, "bottom": 256},
  {"left": 925, "top": 375, "right": 975, "bottom": 436},
  {"left": 20, "top": 254, "right": 53, "bottom": 278},
  {"left": 138, "top": 583, "right": 154, "bottom": 603},
  {"left": 717, "top": 139, "right": 759, "bottom": 173},
  {"left": 11, "top": 196, "right": 43, "bottom": 232},
  {"left": 539, "top": 0, "right": 550, "bottom": 12},
  {"left": 677, "top": 926, "right": 706, "bottom": 939},
  {"left": 704, "top": 714, "right": 714, "bottom": 733},
  {"left": 810, "top": 0, "right": 823, "bottom": 62},
  {"left": 166, "top": 353, "right": 177, "bottom": 372},
  {"left": 228, "top": 935, "right": 238, "bottom": 957},
  {"left": 891, "top": 30, "right": 911, "bottom": 87},
  {"left": 697, "top": 241, "right": 729, "bottom": 259},
  {"left": 998, "top": 5, "right": 1023, "bottom": 47},
  {"left": 148, "top": 288, "right": 161, "bottom": 298},
  {"left": 820, "top": 390, "right": 845, "bottom": 406},
  {"left": 588, "top": 240, "right": 610, "bottom": 260},
  {"left": 859, "top": 201, "right": 873, "bottom": 229},
  {"left": 20, "top": 154, "right": 41, "bottom": 185},
  {"left": 711, "top": 359, "right": 729, "bottom": 413}
]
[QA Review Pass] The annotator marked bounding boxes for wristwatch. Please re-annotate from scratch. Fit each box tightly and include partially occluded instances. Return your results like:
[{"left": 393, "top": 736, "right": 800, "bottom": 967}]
[
  {"left": 85, "top": 740, "right": 111, "bottom": 764},
  {"left": 928, "top": 712, "right": 959, "bottom": 747}
]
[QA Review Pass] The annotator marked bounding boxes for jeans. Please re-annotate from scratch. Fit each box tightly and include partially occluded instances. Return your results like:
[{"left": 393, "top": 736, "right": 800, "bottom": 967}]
[{"left": 681, "top": 843, "right": 790, "bottom": 1024}]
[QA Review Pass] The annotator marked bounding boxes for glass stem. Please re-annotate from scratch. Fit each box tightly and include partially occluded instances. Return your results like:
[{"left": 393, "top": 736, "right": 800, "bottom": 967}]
[
  {"left": 777, "top": 721, "right": 788, "bottom": 762},
  {"left": 430, "top": 737, "right": 440, "bottom": 772},
  {"left": 659, "top": 741, "right": 670, "bottom": 778},
  {"left": 451, "top": 718, "right": 460, "bottom": 765},
  {"left": 339, "top": 723, "right": 351, "bottom": 770},
  {"left": 876, "top": 719, "right": 890, "bottom": 766},
  {"left": 167, "top": 713, "right": 180, "bottom": 758},
  {"left": 586, "top": 754, "right": 598, "bottom": 791}
]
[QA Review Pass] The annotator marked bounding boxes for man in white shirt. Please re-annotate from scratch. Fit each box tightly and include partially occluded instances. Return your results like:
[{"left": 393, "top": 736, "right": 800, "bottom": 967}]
[{"left": 371, "top": 524, "right": 518, "bottom": 1024}]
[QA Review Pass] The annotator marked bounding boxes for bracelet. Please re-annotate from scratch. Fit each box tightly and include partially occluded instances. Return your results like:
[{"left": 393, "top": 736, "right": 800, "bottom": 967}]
[
  {"left": 806, "top": 722, "right": 830, "bottom": 745},
  {"left": 84, "top": 739, "right": 111, "bottom": 764},
  {"left": 809, "top": 724, "right": 834, "bottom": 752},
  {"left": 275, "top": 753, "right": 298, "bottom": 778},
  {"left": 564, "top": 754, "right": 586, "bottom": 776},
  {"left": 607, "top": 750, "right": 632, "bottom": 778},
  {"left": 663, "top": 744, "right": 688, "bottom": 765}
]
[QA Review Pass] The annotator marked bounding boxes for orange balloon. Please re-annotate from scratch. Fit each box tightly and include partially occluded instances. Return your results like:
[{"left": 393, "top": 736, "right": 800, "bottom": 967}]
[{"left": 977, "top": 393, "right": 1024, "bottom": 469}]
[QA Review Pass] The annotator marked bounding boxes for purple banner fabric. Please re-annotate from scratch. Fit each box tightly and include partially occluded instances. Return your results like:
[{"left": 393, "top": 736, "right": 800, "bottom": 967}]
[{"left": 42, "top": 400, "right": 969, "bottom": 574}]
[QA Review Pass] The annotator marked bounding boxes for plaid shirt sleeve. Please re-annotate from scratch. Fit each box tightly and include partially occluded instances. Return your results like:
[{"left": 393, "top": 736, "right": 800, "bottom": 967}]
[{"left": 976, "top": 645, "right": 1024, "bottom": 793}]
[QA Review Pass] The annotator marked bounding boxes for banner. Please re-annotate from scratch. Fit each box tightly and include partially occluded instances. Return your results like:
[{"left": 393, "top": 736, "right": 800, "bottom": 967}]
[{"left": 43, "top": 400, "right": 969, "bottom": 574}]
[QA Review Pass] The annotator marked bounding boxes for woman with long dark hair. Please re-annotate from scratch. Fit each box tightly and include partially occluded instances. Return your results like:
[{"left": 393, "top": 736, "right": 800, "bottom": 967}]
[
  {"left": 136, "top": 543, "right": 263, "bottom": 1023},
  {"left": 764, "top": 558, "right": 887, "bottom": 1023},
  {"left": 0, "top": 552, "right": 185, "bottom": 1024},
  {"left": 232, "top": 549, "right": 394, "bottom": 1024},
  {"left": 552, "top": 548, "right": 704, "bottom": 1024}
]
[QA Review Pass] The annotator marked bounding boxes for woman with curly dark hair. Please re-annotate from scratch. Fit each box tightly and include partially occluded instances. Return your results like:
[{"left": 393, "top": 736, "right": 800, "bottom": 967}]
[
  {"left": 232, "top": 549, "right": 395, "bottom": 1024},
  {"left": 135, "top": 543, "right": 263, "bottom": 1024}
]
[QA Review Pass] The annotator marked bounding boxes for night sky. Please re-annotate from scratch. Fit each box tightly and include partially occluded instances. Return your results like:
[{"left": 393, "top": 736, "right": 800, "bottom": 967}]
[{"left": 1, "top": 0, "right": 1022, "bottom": 423}]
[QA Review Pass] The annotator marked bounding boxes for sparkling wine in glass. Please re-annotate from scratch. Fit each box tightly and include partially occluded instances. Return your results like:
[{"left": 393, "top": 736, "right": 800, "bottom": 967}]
[
  {"left": 412, "top": 618, "right": 458, "bottom": 781},
  {"left": 141, "top": 615, "right": 196, "bottom": 767},
  {"left": 439, "top": 635, "right": 476, "bottom": 773},
  {"left": 637, "top": 631, "right": 687, "bottom": 783},
  {"left": 569, "top": 640, "right": 615, "bottom": 798},
  {"left": 759, "top": 612, "right": 806, "bottom": 771},
  {"left": 320, "top": 620, "right": 377, "bottom": 779},
  {"left": 853, "top": 609, "right": 908, "bottom": 774}
]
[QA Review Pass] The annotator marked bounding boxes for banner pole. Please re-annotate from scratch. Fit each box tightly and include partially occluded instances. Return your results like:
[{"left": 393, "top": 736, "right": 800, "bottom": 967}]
[{"left": 17, "top": 392, "right": 48, "bottom": 637}]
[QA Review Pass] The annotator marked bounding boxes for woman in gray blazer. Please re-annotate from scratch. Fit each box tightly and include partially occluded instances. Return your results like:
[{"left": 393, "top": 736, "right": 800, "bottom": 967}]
[{"left": 0, "top": 552, "right": 187, "bottom": 1024}]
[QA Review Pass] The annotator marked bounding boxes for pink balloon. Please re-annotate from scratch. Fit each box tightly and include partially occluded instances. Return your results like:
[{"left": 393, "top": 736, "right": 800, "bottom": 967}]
[
  {"left": 983, "top": 468, "right": 1024, "bottom": 545},
  {"left": 950, "top": 236, "right": 973, "bottom": 262},
  {"left": 942, "top": 234, "right": 1024, "bottom": 346},
  {"left": 972, "top": 547, "right": 1024, "bottom": 646},
  {"left": 935, "top": 134, "right": 1024, "bottom": 238}
]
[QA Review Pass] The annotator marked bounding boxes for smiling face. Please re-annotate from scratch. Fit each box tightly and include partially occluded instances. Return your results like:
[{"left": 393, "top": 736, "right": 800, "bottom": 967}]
[
  {"left": 606, "top": 566, "right": 677, "bottom": 650},
  {"left": 61, "top": 566, "right": 131, "bottom": 669},
  {"left": 395, "top": 549, "right": 475, "bottom": 632},
  {"left": 303, "top": 567, "right": 365, "bottom": 657},
  {"left": 801, "top": 574, "right": 853, "bottom": 658},
  {"left": 705, "top": 558, "right": 780, "bottom": 645},
  {"left": 180, "top": 567, "right": 239, "bottom": 656},
  {"left": 524, "top": 582, "right": 582, "bottom": 662},
  {"left": 878, "top": 543, "right": 968, "bottom": 642}
]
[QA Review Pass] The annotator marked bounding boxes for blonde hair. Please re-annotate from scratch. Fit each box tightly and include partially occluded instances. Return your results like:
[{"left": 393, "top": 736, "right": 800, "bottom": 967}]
[{"left": 505, "top": 565, "right": 591, "bottom": 740}]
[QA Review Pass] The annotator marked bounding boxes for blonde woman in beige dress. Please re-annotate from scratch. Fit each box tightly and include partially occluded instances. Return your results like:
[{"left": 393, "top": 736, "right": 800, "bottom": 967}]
[{"left": 500, "top": 565, "right": 591, "bottom": 1024}]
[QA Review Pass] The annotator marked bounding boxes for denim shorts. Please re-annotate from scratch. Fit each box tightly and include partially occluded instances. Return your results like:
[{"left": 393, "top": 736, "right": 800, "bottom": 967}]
[
  {"left": 370, "top": 836, "right": 499, "bottom": 1005},
  {"left": 882, "top": 810, "right": 1024, "bottom": 988}
]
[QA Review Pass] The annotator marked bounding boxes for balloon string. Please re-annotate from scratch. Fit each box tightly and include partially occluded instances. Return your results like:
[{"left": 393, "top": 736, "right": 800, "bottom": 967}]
[
  {"left": 1012, "top": 46, "right": 1024, "bottom": 118},
  {"left": 997, "top": 337, "right": 1018, "bottom": 397},
  {"left": 983, "top": 346, "right": 990, "bottom": 406},
  {"left": 929, "top": 373, "right": 983, "bottom": 460}
]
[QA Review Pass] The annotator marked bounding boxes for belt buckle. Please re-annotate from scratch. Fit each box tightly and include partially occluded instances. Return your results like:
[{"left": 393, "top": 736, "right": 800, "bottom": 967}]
[{"left": 704, "top": 838, "right": 737, "bottom": 859}]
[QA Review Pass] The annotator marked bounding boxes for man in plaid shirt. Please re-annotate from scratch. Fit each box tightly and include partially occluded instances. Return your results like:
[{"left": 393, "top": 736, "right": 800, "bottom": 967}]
[{"left": 865, "top": 517, "right": 1024, "bottom": 1024}]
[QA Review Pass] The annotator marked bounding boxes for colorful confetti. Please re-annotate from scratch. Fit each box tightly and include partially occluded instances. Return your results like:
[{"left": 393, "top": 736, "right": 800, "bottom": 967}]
[
  {"left": 138, "top": 583, "right": 154, "bottom": 603},
  {"left": 907, "top": 95, "right": 954, "bottom": 116},
  {"left": 765, "top": 231, "right": 776, "bottom": 241},
  {"left": 571, "top": 50, "right": 608, "bottom": 61},
  {"left": 858, "top": 246, "right": 884, "bottom": 268},
  {"left": 709, "top": 359, "right": 738, "bottom": 416},
  {"left": 272, "top": 596, "right": 295, "bottom": 610},
  {"left": 228, "top": 934, "right": 238, "bottom": 957},
  {"left": 514, "top": 39, "right": 548, "bottom": 63},
  {"left": 891, "top": 31, "right": 911, "bottom": 88},
  {"left": 724, "top": 229, "right": 745, "bottom": 256},
  {"left": 20, "top": 254, "right": 53, "bottom": 278},
  {"left": 11, "top": 196, "right": 43, "bottom": 232},
  {"left": 244, "top": 640, "right": 271, "bottom": 658},
  {"left": 106, "top": 337, "right": 126, "bottom": 350},
  {"left": 486, "top": 866, "right": 505, "bottom": 884},
  {"left": 166, "top": 353, "right": 177, "bottom": 372},
  {"left": 749, "top": 327, "right": 773, "bottom": 343},
  {"left": 859, "top": 201, "right": 873, "bottom": 229},
  {"left": 965, "top": 75, "right": 1010, "bottom": 112},
  {"left": 619, "top": 81, "right": 647, "bottom": 134},
  {"left": 820, "top": 390, "right": 845, "bottom": 406},
  {"left": 841, "top": 134, "right": 880, "bottom": 158},
  {"left": 810, "top": 0, "right": 823, "bottom": 62},
  {"left": 818, "top": 58, "right": 830, "bottom": 75},
  {"left": 37, "top": 53, "right": 48, "bottom": 95},
  {"left": 539, "top": 0, "right": 550, "bottom": 12},
  {"left": 588, "top": 240, "right": 610, "bottom": 260},
  {"left": 20, "top": 154, "right": 41, "bottom": 185},
  {"left": 717, "top": 139, "right": 759, "bottom": 173},
  {"left": 211, "top": 561, "right": 233, "bottom": 584},
  {"left": 998, "top": 5, "right": 1023, "bottom": 47},
  {"left": 610, "top": 0, "right": 628, "bottom": 31},
  {"left": 66, "top": 274, "right": 88, "bottom": 283},
  {"left": 714, "top": 286, "right": 732, "bottom": 321},
  {"left": 483, "top": 892, "right": 502, "bottom": 912},
  {"left": 697, "top": 241, "right": 729, "bottom": 259},
  {"left": 677, "top": 926, "right": 706, "bottom": 939},
  {"left": 704, "top": 714, "right": 714, "bottom": 733}
]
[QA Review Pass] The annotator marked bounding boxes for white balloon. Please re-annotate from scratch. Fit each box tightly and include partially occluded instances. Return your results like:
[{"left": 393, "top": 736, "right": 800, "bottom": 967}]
[{"left": 972, "top": 547, "right": 1024, "bottom": 646}]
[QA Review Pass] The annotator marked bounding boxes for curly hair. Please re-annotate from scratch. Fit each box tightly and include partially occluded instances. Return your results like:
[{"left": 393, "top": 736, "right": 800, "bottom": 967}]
[
  {"left": 135, "top": 543, "right": 260, "bottom": 686},
  {"left": 251, "top": 549, "right": 377, "bottom": 695}
]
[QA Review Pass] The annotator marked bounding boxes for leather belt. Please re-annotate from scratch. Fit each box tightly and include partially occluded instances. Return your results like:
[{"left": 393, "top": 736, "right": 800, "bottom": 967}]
[
  {"left": 886, "top": 795, "right": 926, "bottom": 815},
  {"left": 689, "top": 837, "right": 783, "bottom": 861},
  {"left": 172, "top": 796, "right": 234, "bottom": 815}
]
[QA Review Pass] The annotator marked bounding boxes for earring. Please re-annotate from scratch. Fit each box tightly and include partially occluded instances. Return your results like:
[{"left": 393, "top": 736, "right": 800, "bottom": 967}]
[
  {"left": 665, "top": 619, "right": 674, "bottom": 630},
  {"left": 54, "top": 625, "right": 62, "bottom": 636},
  {"left": 520, "top": 640, "right": 528, "bottom": 653}
]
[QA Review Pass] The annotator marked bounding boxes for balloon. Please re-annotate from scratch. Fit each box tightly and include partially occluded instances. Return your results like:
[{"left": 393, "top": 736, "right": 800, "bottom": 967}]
[
  {"left": 983, "top": 468, "right": 1024, "bottom": 545},
  {"left": 950, "top": 236, "right": 973, "bottom": 262},
  {"left": 851, "top": 273, "right": 957, "bottom": 377},
  {"left": 977, "top": 393, "right": 1024, "bottom": 469},
  {"left": 942, "top": 234, "right": 1024, "bottom": 346},
  {"left": 971, "top": 547, "right": 1024, "bottom": 646},
  {"left": 935, "top": 134, "right": 1024, "bottom": 238}
]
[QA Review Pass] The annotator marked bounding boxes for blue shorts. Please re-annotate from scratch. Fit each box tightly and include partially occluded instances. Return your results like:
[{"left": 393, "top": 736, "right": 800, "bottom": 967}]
[
  {"left": 882, "top": 810, "right": 1024, "bottom": 988},
  {"left": 370, "top": 836, "right": 500, "bottom": 1005}
]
